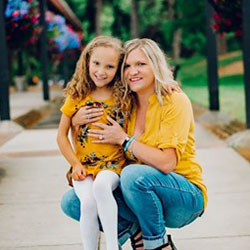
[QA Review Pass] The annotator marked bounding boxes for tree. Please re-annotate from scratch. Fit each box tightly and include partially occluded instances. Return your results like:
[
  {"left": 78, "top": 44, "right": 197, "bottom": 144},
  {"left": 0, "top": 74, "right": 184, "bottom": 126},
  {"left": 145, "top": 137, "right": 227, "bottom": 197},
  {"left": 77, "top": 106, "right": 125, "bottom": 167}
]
[{"left": 131, "top": 0, "right": 139, "bottom": 38}]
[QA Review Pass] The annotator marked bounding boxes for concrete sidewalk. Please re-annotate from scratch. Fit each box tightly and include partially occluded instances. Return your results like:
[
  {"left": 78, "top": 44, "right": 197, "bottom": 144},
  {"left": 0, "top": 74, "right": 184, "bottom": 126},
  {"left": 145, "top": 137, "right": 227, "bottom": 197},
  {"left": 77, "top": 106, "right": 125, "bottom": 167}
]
[
  {"left": 0, "top": 88, "right": 250, "bottom": 249},
  {"left": 0, "top": 85, "right": 63, "bottom": 147}
]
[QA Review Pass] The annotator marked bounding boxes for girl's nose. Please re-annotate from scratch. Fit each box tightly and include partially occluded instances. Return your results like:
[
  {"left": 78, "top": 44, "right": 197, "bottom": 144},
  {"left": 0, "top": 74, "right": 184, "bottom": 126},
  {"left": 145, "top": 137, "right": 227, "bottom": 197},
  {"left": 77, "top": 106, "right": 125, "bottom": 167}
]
[{"left": 97, "top": 68, "right": 106, "bottom": 76}]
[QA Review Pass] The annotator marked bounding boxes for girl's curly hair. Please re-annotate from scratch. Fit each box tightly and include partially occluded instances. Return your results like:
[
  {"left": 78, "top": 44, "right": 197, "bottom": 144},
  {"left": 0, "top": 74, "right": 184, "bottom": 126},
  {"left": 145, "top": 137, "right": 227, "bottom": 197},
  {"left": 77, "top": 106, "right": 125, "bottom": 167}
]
[{"left": 65, "top": 35, "right": 132, "bottom": 117}]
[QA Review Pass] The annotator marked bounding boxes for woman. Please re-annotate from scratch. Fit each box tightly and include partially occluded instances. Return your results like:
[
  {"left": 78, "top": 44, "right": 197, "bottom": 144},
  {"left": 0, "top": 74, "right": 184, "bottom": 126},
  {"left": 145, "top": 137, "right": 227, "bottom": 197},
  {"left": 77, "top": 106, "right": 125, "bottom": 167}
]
[{"left": 61, "top": 38, "right": 207, "bottom": 250}]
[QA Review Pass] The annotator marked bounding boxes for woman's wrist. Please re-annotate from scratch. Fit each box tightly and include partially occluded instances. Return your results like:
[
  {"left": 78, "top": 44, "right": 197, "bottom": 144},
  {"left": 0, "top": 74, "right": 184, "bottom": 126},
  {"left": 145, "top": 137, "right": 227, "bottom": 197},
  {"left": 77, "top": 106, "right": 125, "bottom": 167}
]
[
  {"left": 123, "top": 136, "right": 135, "bottom": 152},
  {"left": 119, "top": 133, "right": 129, "bottom": 146}
]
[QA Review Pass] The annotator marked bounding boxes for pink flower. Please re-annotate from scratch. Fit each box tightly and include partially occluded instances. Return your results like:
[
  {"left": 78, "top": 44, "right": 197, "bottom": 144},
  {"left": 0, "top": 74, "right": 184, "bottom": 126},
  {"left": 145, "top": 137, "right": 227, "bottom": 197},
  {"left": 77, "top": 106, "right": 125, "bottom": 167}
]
[
  {"left": 235, "top": 30, "right": 242, "bottom": 37},
  {"left": 27, "top": 0, "right": 33, "bottom": 2},
  {"left": 213, "top": 13, "right": 221, "bottom": 21},
  {"left": 31, "top": 16, "right": 38, "bottom": 25},
  {"left": 225, "top": 19, "right": 232, "bottom": 26},
  {"left": 213, "top": 23, "right": 220, "bottom": 31},
  {"left": 12, "top": 10, "right": 20, "bottom": 18}
]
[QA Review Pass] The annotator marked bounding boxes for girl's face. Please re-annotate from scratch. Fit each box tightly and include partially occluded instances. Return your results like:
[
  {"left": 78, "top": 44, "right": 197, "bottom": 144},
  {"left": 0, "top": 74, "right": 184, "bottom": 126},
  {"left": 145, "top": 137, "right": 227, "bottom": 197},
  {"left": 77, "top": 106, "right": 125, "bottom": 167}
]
[
  {"left": 124, "top": 48, "right": 155, "bottom": 95},
  {"left": 89, "top": 46, "right": 120, "bottom": 89}
]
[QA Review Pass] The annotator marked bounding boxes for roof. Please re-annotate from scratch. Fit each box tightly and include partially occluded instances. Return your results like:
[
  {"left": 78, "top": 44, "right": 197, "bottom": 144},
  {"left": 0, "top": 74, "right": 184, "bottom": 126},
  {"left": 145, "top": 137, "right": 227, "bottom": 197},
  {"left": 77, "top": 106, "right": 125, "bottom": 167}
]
[{"left": 48, "top": 0, "right": 83, "bottom": 31}]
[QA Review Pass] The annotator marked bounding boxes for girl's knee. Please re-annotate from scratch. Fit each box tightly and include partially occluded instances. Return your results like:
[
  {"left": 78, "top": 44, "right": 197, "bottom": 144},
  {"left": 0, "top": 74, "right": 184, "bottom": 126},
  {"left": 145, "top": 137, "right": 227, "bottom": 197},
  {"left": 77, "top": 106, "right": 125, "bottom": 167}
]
[{"left": 81, "top": 197, "right": 97, "bottom": 213}]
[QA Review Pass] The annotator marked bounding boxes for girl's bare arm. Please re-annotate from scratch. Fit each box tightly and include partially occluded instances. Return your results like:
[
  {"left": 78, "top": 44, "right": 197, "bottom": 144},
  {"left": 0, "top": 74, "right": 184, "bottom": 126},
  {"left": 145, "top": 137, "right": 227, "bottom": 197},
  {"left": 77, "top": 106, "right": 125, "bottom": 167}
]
[{"left": 57, "top": 114, "right": 86, "bottom": 180}]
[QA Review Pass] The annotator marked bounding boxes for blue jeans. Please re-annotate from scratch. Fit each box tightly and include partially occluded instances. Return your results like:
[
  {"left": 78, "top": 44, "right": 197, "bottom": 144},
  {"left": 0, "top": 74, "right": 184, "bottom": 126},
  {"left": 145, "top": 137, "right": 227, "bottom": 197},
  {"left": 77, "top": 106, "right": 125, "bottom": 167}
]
[{"left": 61, "top": 164, "right": 204, "bottom": 249}]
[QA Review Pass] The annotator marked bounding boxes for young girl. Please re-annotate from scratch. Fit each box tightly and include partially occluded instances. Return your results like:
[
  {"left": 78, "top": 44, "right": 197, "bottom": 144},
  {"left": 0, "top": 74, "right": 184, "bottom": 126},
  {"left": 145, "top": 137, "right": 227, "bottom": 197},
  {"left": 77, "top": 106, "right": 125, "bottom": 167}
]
[{"left": 57, "top": 36, "right": 131, "bottom": 250}]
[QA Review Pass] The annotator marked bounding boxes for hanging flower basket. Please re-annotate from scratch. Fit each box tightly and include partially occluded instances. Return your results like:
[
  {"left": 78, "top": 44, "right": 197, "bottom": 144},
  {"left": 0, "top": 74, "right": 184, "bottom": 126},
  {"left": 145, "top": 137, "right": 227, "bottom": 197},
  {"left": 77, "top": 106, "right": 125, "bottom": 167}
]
[
  {"left": 5, "top": 0, "right": 42, "bottom": 50},
  {"left": 208, "top": 0, "right": 242, "bottom": 37}
]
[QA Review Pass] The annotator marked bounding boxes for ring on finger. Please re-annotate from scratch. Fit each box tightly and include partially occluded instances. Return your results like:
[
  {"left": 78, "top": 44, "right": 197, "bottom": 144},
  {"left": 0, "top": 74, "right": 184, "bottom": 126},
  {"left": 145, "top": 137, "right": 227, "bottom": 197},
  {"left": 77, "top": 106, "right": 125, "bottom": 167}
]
[
  {"left": 99, "top": 135, "right": 104, "bottom": 140},
  {"left": 87, "top": 115, "right": 91, "bottom": 120}
]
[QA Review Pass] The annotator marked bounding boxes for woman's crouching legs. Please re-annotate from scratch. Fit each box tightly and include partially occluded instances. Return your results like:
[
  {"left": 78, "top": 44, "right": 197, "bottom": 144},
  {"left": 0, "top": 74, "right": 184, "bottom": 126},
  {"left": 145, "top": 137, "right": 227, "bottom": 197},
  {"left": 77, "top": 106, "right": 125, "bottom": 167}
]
[{"left": 120, "top": 164, "right": 204, "bottom": 249}]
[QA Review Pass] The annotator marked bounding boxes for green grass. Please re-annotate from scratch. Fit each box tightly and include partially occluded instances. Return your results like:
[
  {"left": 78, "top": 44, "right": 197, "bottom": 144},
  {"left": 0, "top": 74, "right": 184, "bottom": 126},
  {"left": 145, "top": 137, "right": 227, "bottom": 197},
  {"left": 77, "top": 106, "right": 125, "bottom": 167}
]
[{"left": 177, "top": 50, "right": 246, "bottom": 123}]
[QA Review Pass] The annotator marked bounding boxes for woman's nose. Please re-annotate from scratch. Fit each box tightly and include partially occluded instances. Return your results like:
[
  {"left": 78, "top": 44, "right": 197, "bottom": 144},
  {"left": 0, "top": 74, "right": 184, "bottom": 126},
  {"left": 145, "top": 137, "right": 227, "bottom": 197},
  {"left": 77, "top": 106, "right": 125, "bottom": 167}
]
[{"left": 129, "top": 67, "right": 139, "bottom": 75}]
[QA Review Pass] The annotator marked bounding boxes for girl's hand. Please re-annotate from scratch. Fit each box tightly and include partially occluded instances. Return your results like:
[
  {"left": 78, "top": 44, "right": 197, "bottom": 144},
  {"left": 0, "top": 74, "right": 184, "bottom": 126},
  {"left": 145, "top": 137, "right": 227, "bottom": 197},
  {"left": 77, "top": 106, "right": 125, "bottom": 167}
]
[
  {"left": 72, "top": 106, "right": 104, "bottom": 127},
  {"left": 164, "top": 84, "right": 181, "bottom": 94},
  {"left": 72, "top": 164, "right": 87, "bottom": 181},
  {"left": 88, "top": 116, "right": 127, "bottom": 145}
]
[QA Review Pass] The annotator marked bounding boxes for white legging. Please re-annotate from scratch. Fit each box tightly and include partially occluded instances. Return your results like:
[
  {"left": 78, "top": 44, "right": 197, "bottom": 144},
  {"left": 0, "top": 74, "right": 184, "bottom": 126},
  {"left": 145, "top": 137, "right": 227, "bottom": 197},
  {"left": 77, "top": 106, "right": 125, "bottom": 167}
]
[{"left": 73, "top": 170, "right": 119, "bottom": 250}]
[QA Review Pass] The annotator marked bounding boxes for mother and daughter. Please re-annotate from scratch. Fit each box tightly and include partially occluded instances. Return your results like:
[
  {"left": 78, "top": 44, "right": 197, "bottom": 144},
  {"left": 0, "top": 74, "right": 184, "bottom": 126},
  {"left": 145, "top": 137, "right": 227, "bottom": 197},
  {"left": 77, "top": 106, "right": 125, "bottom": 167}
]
[{"left": 57, "top": 35, "right": 207, "bottom": 250}]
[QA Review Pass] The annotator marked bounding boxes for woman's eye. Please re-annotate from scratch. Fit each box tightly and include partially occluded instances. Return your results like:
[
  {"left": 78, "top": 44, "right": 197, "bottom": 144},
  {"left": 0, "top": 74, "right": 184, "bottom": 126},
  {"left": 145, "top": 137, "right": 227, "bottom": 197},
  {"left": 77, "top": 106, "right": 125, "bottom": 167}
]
[
  {"left": 138, "top": 62, "right": 145, "bottom": 66},
  {"left": 124, "top": 64, "right": 129, "bottom": 69}
]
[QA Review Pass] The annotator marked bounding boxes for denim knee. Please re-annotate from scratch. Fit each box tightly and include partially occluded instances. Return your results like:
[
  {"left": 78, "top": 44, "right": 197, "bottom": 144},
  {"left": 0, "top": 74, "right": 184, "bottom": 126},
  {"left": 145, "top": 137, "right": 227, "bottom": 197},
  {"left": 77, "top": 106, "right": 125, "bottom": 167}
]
[
  {"left": 61, "top": 189, "right": 80, "bottom": 221},
  {"left": 121, "top": 164, "right": 149, "bottom": 188}
]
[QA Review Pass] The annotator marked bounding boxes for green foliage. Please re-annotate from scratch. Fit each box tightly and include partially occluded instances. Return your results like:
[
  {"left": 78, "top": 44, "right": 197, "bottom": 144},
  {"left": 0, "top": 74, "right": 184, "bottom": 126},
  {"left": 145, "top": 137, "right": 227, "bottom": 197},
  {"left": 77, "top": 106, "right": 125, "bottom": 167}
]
[{"left": 180, "top": 51, "right": 245, "bottom": 122}]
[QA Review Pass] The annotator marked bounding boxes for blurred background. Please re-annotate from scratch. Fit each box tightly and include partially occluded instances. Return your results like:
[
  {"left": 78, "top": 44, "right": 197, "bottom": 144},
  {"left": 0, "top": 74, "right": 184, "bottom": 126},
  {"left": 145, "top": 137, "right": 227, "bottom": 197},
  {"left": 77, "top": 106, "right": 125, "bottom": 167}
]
[
  {"left": 1, "top": 2, "right": 250, "bottom": 249},
  {"left": 1, "top": 0, "right": 248, "bottom": 125}
]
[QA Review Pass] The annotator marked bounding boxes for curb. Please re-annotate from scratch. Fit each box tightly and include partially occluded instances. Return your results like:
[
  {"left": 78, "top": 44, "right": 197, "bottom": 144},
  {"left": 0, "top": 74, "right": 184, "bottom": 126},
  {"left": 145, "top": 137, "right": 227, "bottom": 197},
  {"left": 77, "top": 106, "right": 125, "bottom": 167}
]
[{"left": 192, "top": 102, "right": 250, "bottom": 162}]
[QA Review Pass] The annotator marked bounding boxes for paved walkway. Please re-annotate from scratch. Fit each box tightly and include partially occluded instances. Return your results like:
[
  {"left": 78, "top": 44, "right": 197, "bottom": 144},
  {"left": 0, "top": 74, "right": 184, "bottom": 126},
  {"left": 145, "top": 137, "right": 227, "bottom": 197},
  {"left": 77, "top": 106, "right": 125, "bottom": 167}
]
[{"left": 0, "top": 88, "right": 250, "bottom": 250}]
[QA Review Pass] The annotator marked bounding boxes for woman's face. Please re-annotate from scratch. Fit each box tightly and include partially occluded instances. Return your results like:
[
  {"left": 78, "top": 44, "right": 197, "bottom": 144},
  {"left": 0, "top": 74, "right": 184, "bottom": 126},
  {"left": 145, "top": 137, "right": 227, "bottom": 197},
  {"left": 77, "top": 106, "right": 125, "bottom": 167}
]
[{"left": 124, "top": 48, "right": 155, "bottom": 95}]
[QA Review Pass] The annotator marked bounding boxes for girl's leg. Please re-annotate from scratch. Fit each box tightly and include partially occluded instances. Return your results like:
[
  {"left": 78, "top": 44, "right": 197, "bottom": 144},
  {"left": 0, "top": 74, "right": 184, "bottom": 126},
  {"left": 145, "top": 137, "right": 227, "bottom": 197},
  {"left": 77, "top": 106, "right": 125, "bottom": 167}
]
[
  {"left": 73, "top": 176, "right": 99, "bottom": 250},
  {"left": 120, "top": 164, "right": 204, "bottom": 250},
  {"left": 93, "top": 170, "right": 120, "bottom": 250},
  {"left": 61, "top": 185, "right": 140, "bottom": 245}
]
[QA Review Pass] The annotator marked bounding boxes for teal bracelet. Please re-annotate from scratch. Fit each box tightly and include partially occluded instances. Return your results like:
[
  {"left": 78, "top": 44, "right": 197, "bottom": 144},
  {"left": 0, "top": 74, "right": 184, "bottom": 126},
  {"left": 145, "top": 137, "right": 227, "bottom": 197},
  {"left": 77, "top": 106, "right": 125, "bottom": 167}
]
[{"left": 124, "top": 136, "right": 135, "bottom": 152}]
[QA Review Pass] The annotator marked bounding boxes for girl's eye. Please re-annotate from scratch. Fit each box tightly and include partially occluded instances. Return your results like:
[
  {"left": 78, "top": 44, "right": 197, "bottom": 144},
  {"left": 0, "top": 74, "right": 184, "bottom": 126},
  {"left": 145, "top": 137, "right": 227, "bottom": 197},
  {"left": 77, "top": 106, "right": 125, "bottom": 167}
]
[
  {"left": 107, "top": 65, "right": 114, "bottom": 69},
  {"left": 93, "top": 61, "right": 99, "bottom": 65}
]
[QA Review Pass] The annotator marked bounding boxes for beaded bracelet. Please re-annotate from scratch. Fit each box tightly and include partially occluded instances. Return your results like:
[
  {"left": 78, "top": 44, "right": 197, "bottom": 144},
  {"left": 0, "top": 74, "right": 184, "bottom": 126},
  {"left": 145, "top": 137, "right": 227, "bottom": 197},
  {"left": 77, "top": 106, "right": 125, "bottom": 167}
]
[
  {"left": 128, "top": 140, "right": 137, "bottom": 160},
  {"left": 124, "top": 136, "right": 135, "bottom": 152}
]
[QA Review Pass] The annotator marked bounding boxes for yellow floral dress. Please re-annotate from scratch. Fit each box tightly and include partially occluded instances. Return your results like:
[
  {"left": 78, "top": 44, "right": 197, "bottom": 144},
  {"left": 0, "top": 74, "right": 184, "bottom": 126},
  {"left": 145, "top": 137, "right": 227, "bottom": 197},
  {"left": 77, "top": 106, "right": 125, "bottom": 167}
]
[{"left": 60, "top": 95, "right": 126, "bottom": 186}]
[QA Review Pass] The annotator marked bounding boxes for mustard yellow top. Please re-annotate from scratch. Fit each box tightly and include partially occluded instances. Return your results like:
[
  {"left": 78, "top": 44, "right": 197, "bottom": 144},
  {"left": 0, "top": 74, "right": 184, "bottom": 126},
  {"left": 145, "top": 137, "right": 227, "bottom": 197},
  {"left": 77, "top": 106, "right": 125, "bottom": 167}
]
[
  {"left": 60, "top": 95, "right": 126, "bottom": 179},
  {"left": 126, "top": 92, "right": 208, "bottom": 209}
]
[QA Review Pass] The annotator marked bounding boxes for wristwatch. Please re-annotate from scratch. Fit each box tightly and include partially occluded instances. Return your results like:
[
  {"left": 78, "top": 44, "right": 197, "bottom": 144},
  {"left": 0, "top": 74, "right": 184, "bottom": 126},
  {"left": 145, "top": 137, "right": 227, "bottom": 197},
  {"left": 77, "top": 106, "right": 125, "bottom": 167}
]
[{"left": 122, "top": 136, "right": 130, "bottom": 148}]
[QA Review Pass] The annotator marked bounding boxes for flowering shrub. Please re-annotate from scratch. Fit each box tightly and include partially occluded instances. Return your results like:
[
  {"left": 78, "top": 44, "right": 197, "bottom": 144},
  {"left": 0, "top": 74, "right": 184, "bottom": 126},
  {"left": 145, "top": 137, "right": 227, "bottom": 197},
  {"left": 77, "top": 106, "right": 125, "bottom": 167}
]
[
  {"left": 5, "top": 0, "right": 41, "bottom": 49},
  {"left": 46, "top": 11, "right": 81, "bottom": 53},
  {"left": 208, "top": 0, "right": 242, "bottom": 37}
]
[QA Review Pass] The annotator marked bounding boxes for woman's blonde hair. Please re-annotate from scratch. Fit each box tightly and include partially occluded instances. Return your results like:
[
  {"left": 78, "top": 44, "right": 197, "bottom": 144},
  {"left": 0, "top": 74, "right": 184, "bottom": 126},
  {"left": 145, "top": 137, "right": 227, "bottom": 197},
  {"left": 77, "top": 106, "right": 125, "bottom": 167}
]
[
  {"left": 65, "top": 35, "right": 131, "bottom": 116},
  {"left": 122, "top": 38, "right": 178, "bottom": 105}
]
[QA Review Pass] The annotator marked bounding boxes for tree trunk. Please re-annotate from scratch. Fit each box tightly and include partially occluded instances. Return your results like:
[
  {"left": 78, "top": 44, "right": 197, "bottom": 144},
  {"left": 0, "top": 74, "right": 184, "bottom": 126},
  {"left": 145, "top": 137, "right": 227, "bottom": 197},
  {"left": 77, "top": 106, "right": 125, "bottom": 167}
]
[
  {"left": 167, "top": 0, "right": 182, "bottom": 60},
  {"left": 95, "top": 0, "right": 102, "bottom": 35},
  {"left": 131, "top": 0, "right": 139, "bottom": 38},
  {"left": 216, "top": 34, "right": 227, "bottom": 55},
  {"left": 172, "top": 28, "right": 182, "bottom": 60},
  {"left": 167, "top": 0, "right": 175, "bottom": 20}
]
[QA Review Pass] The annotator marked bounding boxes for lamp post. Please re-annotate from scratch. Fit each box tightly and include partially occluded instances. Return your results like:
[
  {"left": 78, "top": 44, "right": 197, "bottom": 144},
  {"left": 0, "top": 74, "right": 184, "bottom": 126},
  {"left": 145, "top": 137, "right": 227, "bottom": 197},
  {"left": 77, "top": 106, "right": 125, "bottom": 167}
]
[{"left": 0, "top": 0, "right": 10, "bottom": 120}]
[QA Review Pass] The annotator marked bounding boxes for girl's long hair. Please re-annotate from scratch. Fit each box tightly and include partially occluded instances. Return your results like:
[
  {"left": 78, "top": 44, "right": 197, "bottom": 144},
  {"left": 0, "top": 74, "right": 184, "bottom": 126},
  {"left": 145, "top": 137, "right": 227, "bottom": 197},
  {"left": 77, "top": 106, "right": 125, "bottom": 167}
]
[
  {"left": 65, "top": 35, "right": 131, "bottom": 117},
  {"left": 122, "top": 38, "right": 178, "bottom": 106}
]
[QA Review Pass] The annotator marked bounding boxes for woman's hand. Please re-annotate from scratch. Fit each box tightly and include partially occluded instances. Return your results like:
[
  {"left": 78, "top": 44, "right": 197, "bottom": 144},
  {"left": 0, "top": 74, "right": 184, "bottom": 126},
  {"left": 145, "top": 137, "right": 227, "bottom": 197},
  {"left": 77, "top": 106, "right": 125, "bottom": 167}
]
[
  {"left": 72, "top": 163, "right": 87, "bottom": 181},
  {"left": 88, "top": 116, "right": 127, "bottom": 145},
  {"left": 72, "top": 106, "right": 104, "bottom": 127}
]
